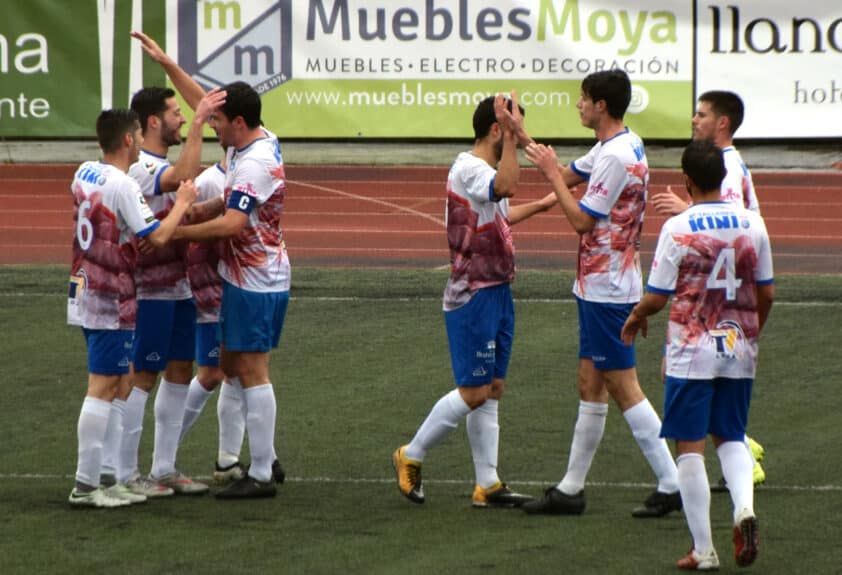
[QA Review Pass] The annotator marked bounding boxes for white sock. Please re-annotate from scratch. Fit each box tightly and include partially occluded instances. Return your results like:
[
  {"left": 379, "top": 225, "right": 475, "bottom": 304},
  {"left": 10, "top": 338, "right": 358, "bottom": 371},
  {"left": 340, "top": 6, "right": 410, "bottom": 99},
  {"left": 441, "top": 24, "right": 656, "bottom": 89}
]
[
  {"left": 745, "top": 435, "right": 756, "bottom": 466},
  {"left": 558, "top": 401, "right": 607, "bottom": 495},
  {"left": 677, "top": 453, "right": 714, "bottom": 554},
  {"left": 151, "top": 378, "right": 189, "bottom": 478},
  {"left": 405, "top": 389, "right": 471, "bottom": 462},
  {"left": 75, "top": 397, "right": 112, "bottom": 489},
  {"left": 244, "top": 383, "right": 277, "bottom": 482},
  {"left": 466, "top": 398, "right": 500, "bottom": 489},
  {"left": 717, "top": 440, "right": 754, "bottom": 522},
  {"left": 118, "top": 387, "right": 148, "bottom": 482},
  {"left": 623, "top": 398, "right": 680, "bottom": 493},
  {"left": 101, "top": 399, "right": 126, "bottom": 479},
  {"left": 180, "top": 376, "right": 213, "bottom": 444},
  {"left": 217, "top": 378, "right": 246, "bottom": 467}
]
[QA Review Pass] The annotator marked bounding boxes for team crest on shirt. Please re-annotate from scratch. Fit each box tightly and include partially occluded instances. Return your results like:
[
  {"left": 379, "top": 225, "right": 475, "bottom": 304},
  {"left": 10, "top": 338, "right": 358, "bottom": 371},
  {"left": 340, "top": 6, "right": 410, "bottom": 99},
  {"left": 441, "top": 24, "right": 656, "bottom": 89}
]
[
  {"left": 143, "top": 161, "right": 158, "bottom": 175},
  {"left": 709, "top": 320, "right": 745, "bottom": 359}
]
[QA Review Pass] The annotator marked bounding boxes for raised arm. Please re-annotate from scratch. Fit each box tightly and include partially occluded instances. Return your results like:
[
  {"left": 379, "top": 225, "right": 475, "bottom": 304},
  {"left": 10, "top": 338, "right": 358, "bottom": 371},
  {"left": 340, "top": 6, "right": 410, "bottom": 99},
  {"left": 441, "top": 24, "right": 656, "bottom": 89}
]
[
  {"left": 131, "top": 30, "right": 206, "bottom": 110},
  {"left": 156, "top": 89, "right": 227, "bottom": 193},
  {"left": 491, "top": 92, "right": 521, "bottom": 199}
]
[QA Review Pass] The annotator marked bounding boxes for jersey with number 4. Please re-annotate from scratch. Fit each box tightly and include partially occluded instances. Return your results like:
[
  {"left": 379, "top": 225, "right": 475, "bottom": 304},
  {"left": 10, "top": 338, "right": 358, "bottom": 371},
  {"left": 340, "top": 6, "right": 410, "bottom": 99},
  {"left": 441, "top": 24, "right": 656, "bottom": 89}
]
[
  {"left": 219, "top": 129, "right": 290, "bottom": 293},
  {"left": 646, "top": 201, "right": 773, "bottom": 379},
  {"left": 68, "top": 161, "right": 160, "bottom": 330}
]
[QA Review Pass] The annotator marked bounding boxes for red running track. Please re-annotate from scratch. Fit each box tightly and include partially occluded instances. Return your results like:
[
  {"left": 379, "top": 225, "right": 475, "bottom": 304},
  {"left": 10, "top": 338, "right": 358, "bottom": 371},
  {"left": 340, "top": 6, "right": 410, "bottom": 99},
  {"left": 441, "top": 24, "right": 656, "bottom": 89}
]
[{"left": 1, "top": 164, "right": 840, "bottom": 274}]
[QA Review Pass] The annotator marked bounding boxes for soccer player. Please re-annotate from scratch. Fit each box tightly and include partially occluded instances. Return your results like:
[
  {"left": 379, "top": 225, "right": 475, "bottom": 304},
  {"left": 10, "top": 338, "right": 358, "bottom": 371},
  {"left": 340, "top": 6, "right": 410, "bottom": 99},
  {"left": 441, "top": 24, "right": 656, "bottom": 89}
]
[
  {"left": 67, "top": 109, "right": 197, "bottom": 507},
  {"left": 621, "top": 140, "right": 773, "bottom": 570},
  {"left": 117, "top": 81, "right": 225, "bottom": 497},
  {"left": 521, "top": 70, "right": 682, "bottom": 517},
  {"left": 652, "top": 91, "right": 766, "bottom": 489},
  {"left": 131, "top": 30, "right": 286, "bottom": 486},
  {"left": 173, "top": 81, "right": 290, "bottom": 499},
  {"left": 393, "top": 94, "right": 557, "bottom": 508}
]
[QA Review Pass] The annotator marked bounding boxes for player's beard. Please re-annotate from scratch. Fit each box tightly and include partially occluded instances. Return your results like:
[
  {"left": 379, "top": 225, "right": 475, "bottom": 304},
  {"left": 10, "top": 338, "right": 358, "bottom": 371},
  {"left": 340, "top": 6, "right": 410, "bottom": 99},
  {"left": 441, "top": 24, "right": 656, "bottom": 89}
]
[
  {"left": 493, "top": 137, "right": 504, "bottom": 163},
  {"left": 161, "top": 123, "right": 183, "bottom": 147}
]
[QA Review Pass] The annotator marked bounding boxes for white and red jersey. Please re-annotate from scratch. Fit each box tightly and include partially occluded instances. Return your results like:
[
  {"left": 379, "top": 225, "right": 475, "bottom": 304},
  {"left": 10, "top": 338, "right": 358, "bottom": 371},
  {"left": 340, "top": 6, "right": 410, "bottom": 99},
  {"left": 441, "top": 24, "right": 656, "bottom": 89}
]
[
  {"left": 127, "top": 149, "right": 191, "bottom": 300},
  {"left": 570, "top": 128, "right": 647, "bottom": 303},
  {"left": 647, "top": 202, "right": 773, "bottom": 380},
  {"left": 187, "top": 163, "right": 225, "bottom": 323},
  {"left": 67, "top": 161, "right": 160, "bottom": 330},
  {"left": 219, "top": 129, "right": 290, "bottom": 293},
  {"left": 443, "top": 152, "right": 514, "bottom": 310},
  {"left": 721, "top": 146, "right": 759, "bottom": 213}
]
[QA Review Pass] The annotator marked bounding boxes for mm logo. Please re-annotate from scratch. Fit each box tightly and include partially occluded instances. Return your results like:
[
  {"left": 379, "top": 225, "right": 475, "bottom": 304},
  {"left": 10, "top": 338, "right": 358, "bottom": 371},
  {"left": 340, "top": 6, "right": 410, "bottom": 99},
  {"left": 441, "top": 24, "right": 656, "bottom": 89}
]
[{"left": 178, "top": 0, "right": 292, "bottom": 94}]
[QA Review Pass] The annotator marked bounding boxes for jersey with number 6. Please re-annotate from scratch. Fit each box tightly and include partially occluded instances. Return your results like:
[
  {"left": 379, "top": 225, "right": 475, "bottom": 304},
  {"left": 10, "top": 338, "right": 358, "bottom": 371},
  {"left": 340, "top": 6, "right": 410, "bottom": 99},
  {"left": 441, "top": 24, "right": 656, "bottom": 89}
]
[
  {"left": 646, "top": 201, "right": 773, "bottom": 379},
  {"left": 68, "top": 161, "right": 160, "bottom": 330}
]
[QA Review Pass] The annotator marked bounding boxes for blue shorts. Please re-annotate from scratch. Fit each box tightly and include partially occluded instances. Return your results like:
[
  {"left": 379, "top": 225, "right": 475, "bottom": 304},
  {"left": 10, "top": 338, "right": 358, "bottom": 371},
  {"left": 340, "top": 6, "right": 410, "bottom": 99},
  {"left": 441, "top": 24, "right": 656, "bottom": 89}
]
[
  {"left": 132, "top": 299, "right": 197, "bottom": 372},
  {"left": 445, "top": 283, "right": 514, "bottom": 387},
  {"left": 196, "top": 322, "right": 221, "bottom": 367},
  {"left": 83, "top": 329, "right": 133, "bottom": 375},
  {"left": 661, "top": 376, "right": 753, "bottom": 442},
  {"left": 576, "top": 297, "right": 636, "bottom": 371},
  {"left": 220, "top": 281, "right": 289, "bottom": 352}
]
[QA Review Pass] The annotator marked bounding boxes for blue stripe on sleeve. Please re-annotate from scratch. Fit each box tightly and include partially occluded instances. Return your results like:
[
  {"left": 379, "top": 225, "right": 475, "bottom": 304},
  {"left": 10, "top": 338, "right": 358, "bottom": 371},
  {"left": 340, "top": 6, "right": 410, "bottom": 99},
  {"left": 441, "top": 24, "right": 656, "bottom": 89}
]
[
  {"left": 646, "top": 284, "right": 674, "bottom": 295},
  {"left": 135, "top": 220, "right": 160, "bottom": 238},
  {"left": 579, "top": 201, "right": 605, "bottom": 219},
  {"left": 570, "top": 161, "right": 589, "bottom": 180}
]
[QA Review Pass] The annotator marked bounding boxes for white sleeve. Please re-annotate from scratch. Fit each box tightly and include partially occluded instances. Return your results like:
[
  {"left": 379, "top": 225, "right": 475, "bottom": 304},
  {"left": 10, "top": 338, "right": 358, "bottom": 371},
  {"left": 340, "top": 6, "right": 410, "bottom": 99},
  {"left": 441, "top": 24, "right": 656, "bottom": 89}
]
[
  {"left": 230, "top": 157, "right": 274, "bottom": 204},
  {"left": 570, "top": 142, "right": 599, "bottom": 179},
  {"left": 754, "top": 216, "right": 774, "bottom": 283},
  {"left": 460, "top": 160, "right": 496, "bottom": 204},
  {"left": 128, "top": 159, "right": 170, "bottom": 198},
  {"left": 579, "top": 154, "right": 627, "bottom": 218},
  {"left": 646, "top": 221, "right": 681, "bottom": 293},
  {"left": 117, "top": 179, "right": 159, "bottom": 237}
]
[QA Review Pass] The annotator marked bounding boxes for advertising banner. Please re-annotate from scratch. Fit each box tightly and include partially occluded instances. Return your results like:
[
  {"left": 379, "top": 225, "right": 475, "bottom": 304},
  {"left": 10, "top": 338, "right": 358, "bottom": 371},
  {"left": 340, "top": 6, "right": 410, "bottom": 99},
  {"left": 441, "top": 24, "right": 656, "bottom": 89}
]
[
  {"left": 1, "top": 1, "right": 701, "bottom": 139},
  {"left": 695, "top": 1, "right": 842, "bottom": 138}
]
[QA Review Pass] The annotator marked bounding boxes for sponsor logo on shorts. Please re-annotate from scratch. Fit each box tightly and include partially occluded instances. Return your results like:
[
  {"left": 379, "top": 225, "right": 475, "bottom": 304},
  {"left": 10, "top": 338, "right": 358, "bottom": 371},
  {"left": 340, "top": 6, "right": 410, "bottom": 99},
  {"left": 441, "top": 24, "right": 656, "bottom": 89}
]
[
  {"left": 476, "top": 340, "right": 496, "bottom": 361},
  {"left": 472, "top": 366, "right": 488, "bottom": 378},
  {"left": 208, "top": 347, "right": 220, "bottom": 358},
  {"left": 145, "top": 352, "right": 161, "bottom": 362}
]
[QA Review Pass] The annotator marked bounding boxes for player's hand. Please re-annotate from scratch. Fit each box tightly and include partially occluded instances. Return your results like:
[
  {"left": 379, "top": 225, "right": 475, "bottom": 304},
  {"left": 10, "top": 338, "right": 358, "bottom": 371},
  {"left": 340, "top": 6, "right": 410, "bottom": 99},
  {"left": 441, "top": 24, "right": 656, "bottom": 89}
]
[
  {"left": 525, "top": 143, "right": 560, "bottom": 180},
  {"left": 651, "top": 185, "right": 690, "bottom": 216},
  {"left": 175, "top": 179, "right": 198, "bottom": 205},
  {"left": 137, "top": 238, "right": 156, "bottom": 255},
  {"left": 621, "top": 309, "right": 648, "bottom": 344},
  {"left": 538, "top": 191, "right": 559, "bottom": 211},
  {"left": 130, "top": 31, "right": 168, "bottom": 64},
  {"left": 194, "top": 88, "right": 227, "bottom": 123}
]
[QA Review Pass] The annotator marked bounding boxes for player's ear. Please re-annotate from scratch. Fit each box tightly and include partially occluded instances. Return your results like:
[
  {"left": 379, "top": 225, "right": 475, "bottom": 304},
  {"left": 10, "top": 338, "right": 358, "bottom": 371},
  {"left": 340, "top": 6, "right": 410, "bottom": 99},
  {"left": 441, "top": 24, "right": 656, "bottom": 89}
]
[{"left": 684, "top": 174, "right": 695, "bottom": 197}]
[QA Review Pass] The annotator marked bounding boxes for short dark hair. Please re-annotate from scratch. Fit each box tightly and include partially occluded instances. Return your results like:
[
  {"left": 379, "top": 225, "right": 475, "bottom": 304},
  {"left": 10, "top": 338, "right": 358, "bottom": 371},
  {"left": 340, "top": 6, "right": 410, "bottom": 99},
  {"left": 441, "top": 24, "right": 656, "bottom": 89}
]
[
  {"left": 130, "top": 87, "right": 176, "bottom": 135},
  {"left": 472, "top": 96, "right": 525, "bottom": 140},
  {"left": 581, "top": 70, "right": 631, "bottom": 120},
  {"left": 219, "top": 81, "right": 261, "bottom": 129},
  {"left": 681, "top": 140, "right": 726, "bottom": 193},
  {"left": 96, "top": 109, "right": 139, "bottom": 154},
  {"left": 698, "top": 90, "right": 744, "bottom": 135}
]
